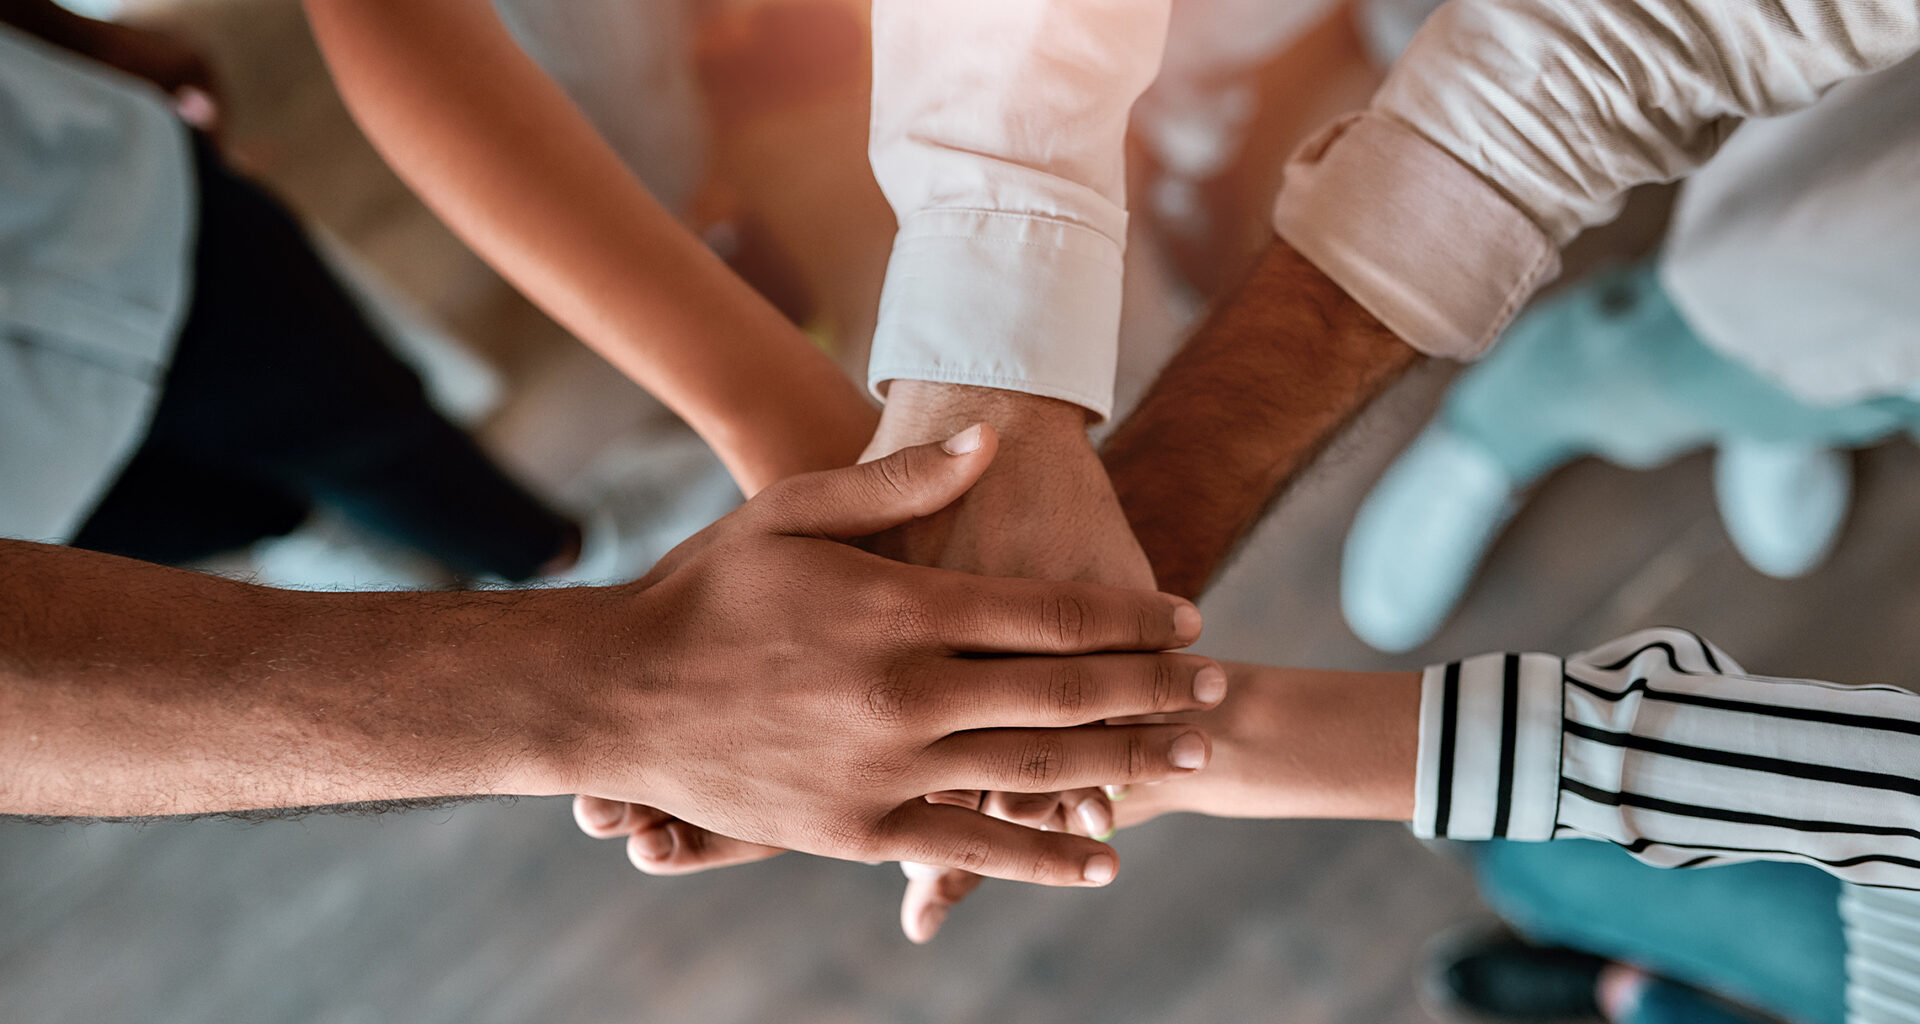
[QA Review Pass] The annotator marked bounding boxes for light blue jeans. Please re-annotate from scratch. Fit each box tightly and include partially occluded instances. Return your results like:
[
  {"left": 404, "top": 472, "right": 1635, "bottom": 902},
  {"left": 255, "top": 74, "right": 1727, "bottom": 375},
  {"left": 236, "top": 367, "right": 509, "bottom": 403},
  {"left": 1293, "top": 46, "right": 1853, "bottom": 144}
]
[{"left": 1471, "top": 839, "right": 1847, "bottom": 1024}]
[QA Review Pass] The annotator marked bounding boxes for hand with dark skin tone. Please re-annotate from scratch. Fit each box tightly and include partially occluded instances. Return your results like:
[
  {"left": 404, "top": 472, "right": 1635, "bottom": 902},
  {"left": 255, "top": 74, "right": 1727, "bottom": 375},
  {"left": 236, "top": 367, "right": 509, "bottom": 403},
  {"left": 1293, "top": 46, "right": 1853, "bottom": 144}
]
[
  {"left": 883, "top": 241, "right": 1418, "bottom": 935},
  {"left": 3, "top": 432, "right": 1228, "bottom": 885},
  {"left": 859, "top": 381, "right": 1170, "bottom": 940},
  {"left": 579, "top": 382, "right": 1180, "bottom": 940},
  {"left": 584, "top": 241, "right": 1421, "bottom": 939}
]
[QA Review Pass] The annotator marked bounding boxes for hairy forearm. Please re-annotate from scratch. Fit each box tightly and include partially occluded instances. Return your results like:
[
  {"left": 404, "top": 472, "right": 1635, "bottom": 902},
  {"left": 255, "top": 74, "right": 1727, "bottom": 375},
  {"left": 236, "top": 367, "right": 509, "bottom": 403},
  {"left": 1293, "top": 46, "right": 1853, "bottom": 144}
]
[
  {"left": 1102, "top": 239, "right": 1419, "bottom": 598},
  {"left": 303, "top": 0, "right": 876, "bottom": 494},
  {"left": 0, "top": 541, "right": 591, "bottom": 817}
]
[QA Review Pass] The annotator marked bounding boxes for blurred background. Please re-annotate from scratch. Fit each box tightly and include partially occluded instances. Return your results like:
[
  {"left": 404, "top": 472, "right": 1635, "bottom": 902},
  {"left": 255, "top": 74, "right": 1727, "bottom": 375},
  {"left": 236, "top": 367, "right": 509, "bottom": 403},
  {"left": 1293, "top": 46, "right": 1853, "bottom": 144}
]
[{"left": 7, "top": 1, "right": 1920, "bottom": 1021}]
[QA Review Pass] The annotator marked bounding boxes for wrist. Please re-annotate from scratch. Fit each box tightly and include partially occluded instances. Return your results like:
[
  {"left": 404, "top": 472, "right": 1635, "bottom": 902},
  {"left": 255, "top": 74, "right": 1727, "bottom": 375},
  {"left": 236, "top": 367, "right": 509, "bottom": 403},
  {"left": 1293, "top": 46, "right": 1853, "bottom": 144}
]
[
  {"left": 867, "top": 381, "right": 1089, "bottom": 460},
  {"left": 322, "top": 586, "right": 650, "bottom": 802},
  {"left": 482, "top": 585, "right": 677, "bottom": 802},
  {"left": 1152, "top": 661, "right": 1419, "bottom": 822}
]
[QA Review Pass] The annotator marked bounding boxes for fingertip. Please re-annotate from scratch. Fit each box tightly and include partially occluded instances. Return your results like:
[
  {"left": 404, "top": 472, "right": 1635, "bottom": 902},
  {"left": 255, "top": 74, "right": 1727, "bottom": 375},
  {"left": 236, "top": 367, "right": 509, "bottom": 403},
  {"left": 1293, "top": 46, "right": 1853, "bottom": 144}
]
[
  {"left": 573, "top": 795, "right": 628, "bottom": 837},
  {"left": 626, "top": 825, "right": 676, "bottom": 869},
  {"left": 1074, "top": 797, "right": 1113, "bottom": 840},
  {"left": 1169, "top": 730, "right": 1210, "bottom": 772},
  {"left": 1081, "top": 850, "right": 1118, "bottom": 886},
  {"left": 911, "top": 903, "right": 948, "bottom": 943}
]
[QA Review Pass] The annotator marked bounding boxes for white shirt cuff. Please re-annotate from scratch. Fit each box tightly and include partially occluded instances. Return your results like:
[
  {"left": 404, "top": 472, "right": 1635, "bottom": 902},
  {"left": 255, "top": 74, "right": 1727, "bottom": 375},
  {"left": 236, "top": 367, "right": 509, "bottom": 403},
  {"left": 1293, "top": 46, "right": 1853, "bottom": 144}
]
[
  {"left": 1272, "top": 112, "right": 1561, "bottom": 362},
  {"left": 1412, "top": 651, "right": 1565, "bottom": 842},
  {"left": 868, "top": 209, "right": 1125, "bottom": 421}
]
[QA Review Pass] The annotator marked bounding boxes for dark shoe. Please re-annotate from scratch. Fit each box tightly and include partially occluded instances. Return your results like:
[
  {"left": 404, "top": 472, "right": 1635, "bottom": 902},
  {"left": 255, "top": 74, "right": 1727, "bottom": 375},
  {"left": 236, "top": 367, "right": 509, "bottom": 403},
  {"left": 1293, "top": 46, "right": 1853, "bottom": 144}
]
[{"left": 1422, "top": 925, "right": 1609, "bottom": 1022}]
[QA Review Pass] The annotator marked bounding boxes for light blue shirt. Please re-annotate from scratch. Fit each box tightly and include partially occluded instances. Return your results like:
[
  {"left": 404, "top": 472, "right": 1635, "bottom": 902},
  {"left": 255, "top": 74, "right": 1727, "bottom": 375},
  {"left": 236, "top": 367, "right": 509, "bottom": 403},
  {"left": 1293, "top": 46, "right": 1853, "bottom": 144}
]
[{"left": 0, "top": 24, "right": 194, "bottom": 543}]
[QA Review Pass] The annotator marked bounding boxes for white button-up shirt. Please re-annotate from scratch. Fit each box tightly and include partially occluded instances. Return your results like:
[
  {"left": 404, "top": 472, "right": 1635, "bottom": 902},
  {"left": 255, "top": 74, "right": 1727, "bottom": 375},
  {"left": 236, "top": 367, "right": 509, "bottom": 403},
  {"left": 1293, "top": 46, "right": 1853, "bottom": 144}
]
[
  {"left": 0, "top": 25, "right": 193, "bottom": 543},
  {"left": 868, "top": 0, "right": 1920, "bottom": 419},
  {"left": 867, "top": 0, "right": 1171, "bottom": 421}
]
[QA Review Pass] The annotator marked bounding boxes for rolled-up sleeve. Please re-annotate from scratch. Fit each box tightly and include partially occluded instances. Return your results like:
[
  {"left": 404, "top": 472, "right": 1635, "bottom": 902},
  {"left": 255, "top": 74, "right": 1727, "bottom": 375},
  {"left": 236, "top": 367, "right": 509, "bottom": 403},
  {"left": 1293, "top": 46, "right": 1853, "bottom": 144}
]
[
  {"left": 1414, "top": 627, "right": 1920, "bottom": 890},
  {"left": 867, "top": 0, "right": 1171, "bottom": 421},
  {"left": 1273, "top": 0, "right": 1920, "bottom": 361}
]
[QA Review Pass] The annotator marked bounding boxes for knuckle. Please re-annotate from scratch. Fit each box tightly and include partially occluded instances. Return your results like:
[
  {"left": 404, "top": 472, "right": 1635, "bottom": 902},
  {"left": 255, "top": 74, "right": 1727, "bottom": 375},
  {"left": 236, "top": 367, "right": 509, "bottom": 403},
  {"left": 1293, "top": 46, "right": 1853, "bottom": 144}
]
[
  {"left": 860, "top": 667, "right": 919, "bottom": 727},
  {"left": 1124, "top": 731, "right": 1149, "bottom": 781},
  {"left": 1013, "top": 733, "right": 1068, "bottom": 789},
  {"left": 1040, "top": 589, "right": 1091, "bottom": 647},
  {"left": 869, "top": 451, "right": 916, "bottom": 499},
  {"left": 1149, "top": 657, "right": 1181, "bottom": 710},
  {"left": 1135, "top": 602, "right": 1161, "bottom": 646},
  {"left": 1046, "top": 661, "right": 1095, "bottom": 717},
  {"left": 1030, "top": 846, "right": 1065, "bottom": 881},
  {"left": 879, "top": 591, "right": 940, "bottom": 648},
  {"left": 948, "top": 832, "right": 993, "bottom": 872},
  {"left": 848, "top": 751, "right": 913, "bottom": 790}
]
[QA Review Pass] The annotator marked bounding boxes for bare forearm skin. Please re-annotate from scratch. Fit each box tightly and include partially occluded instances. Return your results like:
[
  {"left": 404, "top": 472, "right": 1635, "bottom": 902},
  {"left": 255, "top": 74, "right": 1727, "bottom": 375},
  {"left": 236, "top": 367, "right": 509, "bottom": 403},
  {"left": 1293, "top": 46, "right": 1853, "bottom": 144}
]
[
  {"left": 1214, "top": 663, "right": 1419, "bottom": 821},
  {"left": 1102, "top": 239, "right": 1419, "bottom": 599},
  {"left": 0, "top": 541, "right": 606, "bottom": 817},
  {"left": 303, "top": 0, "right": 878, "bottom": 495},
  {"left": 1118, "top": 662, "right": 1420, "bottom": 826}
]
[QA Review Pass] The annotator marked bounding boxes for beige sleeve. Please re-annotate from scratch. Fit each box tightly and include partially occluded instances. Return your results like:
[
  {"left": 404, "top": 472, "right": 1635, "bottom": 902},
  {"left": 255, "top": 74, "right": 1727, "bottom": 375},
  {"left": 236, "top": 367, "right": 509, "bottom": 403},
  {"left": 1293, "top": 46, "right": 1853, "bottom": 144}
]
[{"left": 1274, "top": 0, "right": 1920, "bottom": 360}]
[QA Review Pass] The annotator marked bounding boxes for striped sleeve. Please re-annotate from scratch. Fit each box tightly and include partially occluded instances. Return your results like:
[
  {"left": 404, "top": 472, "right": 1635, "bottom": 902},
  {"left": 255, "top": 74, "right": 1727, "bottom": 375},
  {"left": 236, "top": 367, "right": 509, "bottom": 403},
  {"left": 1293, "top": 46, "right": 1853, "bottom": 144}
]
[{"left": 1411, "top": 627, "right": 1920, "bottom": 888}]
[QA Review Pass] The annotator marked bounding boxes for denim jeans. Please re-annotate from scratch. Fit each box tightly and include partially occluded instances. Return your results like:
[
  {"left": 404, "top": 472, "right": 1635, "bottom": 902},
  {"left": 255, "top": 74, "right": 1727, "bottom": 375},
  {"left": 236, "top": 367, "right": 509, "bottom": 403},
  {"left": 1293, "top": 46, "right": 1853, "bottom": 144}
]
[{"left": 1470, "top": 839, "right": 1847, "bottom": 1024}]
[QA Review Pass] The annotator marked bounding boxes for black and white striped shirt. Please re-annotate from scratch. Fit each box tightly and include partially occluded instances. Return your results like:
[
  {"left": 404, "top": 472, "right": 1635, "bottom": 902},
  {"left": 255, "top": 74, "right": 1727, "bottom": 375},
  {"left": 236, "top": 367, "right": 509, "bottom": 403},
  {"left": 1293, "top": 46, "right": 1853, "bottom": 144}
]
[{"left": 1413, "top": 628, "right": 1920, "bottom": 1022}]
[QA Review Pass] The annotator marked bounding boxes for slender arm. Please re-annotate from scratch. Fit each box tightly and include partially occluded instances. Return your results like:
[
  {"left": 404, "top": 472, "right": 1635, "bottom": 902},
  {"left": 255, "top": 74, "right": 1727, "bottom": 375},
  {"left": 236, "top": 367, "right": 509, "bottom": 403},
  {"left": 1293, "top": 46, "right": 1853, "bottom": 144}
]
[
  {"left": 1115, "top": 660, "right": 1421, "bottom": 826},
  {"left": 302, "top": 0, "right": 877, "bottom": 495}
]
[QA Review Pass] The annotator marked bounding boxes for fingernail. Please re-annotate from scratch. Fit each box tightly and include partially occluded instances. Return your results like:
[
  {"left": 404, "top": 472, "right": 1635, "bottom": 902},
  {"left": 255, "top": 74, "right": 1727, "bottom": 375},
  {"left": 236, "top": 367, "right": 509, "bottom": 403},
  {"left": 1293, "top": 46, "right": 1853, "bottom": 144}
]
[
  {"left": 1171, "top": 602, "right": 1203, "bottom": 643},
  {"left": 1082, "top": 852, "right": 1117, "bottom": 885},
  {"left": 1077, "top": 800, "right": 1112, "bottom": 839},
  {"left": 1193, "top": 663, "right": 1228, "bottom": 704},
  {"left": 1103, "top": 784, "right": 1129, "bottom": 802},
  {"left": 942, "top": 424, "right": 985, "bottom": 455},
  {"left": 1169, "top": 731, "right": 1208, "bottom": 771},
  {"left": 633, "top": 827, "right": 675, "bottom": 861},
  {"left": 916, "top": 904, "right": 948, "bottom": 941}
]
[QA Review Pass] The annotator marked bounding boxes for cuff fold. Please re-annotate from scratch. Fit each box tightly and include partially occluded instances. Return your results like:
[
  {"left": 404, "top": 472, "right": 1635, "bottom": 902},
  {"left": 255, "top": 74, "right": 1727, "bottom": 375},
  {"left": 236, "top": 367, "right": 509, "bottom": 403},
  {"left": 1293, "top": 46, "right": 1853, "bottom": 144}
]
[
  {"left": 1413, "top": 651, "right": 1564, "bottom": 841},
  {"left": 868, "top": 209, "right": 1124, "bottom": 421},
  {"left": 1272, "top": 112, "right": 1561, "bottom": 361}
]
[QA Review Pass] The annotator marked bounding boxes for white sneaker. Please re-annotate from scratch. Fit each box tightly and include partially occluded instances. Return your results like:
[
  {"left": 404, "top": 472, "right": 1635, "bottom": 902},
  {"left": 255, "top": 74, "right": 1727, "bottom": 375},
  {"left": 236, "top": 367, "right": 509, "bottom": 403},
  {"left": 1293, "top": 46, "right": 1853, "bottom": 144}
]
[
  {"left": 1712, "top": 440, "right": 1850, "bottom": 579},
  {"left": 1342, "top": 427, "right": 1522, "bottom": 653},
  {"left": 544, "top": 428, "right": 742, "bottom": 587}
]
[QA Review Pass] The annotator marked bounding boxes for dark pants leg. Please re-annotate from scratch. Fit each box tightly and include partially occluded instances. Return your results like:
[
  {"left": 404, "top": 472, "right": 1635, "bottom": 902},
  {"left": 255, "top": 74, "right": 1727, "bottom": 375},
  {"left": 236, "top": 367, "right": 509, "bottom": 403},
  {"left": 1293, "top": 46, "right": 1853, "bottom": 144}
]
[{"left": 73, "top": 138, "right": 574, "bottom": 581}]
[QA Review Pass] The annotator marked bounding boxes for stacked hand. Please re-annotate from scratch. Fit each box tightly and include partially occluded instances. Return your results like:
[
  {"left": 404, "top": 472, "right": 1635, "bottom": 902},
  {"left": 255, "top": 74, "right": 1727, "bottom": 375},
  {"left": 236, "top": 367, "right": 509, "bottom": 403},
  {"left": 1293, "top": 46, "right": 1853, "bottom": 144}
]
[
  {"left": 572, "top": 425, "right": 1224, "bottom": 890},
  {"left": 858, "top": 383, "right": 1171, "bottom": 941},
  {"left": 575, "top": 391, "right": 1207, "bottom": 938}
]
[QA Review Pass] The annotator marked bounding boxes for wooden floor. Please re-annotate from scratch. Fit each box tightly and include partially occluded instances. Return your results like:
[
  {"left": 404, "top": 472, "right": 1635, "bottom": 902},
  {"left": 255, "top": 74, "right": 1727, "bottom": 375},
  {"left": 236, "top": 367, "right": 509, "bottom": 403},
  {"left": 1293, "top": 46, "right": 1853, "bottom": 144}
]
[{"left": 9, "top": 3, "right": 1920, "bottom": 1022}]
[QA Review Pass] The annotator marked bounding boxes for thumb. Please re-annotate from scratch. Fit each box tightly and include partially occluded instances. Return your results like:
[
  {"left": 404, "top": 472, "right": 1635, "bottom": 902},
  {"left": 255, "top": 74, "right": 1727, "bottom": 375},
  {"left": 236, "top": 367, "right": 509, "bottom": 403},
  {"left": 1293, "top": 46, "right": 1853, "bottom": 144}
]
[{"left": 761, "top": 424, "right": 997, "bottom": 539}]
